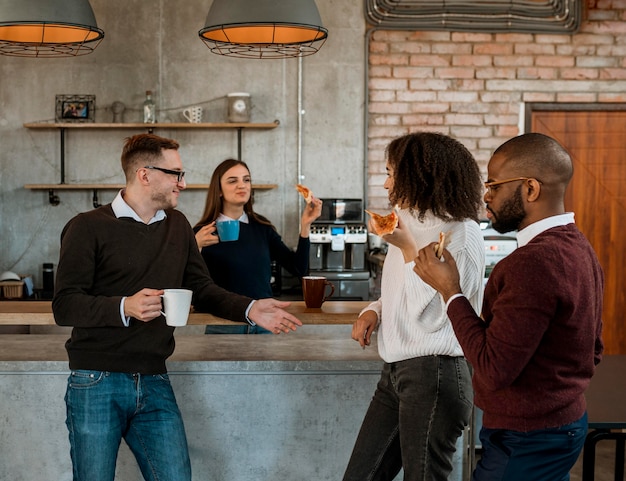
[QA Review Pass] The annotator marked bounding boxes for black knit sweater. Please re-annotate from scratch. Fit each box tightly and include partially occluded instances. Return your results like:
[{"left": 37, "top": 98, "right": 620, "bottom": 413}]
[{"left": 52, "top": 205, "right": 252, "bottom": 374}]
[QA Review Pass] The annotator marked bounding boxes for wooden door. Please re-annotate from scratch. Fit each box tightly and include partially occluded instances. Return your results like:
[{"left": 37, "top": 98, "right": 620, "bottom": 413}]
[{"left": 531, "top": 109, "right": 626, "bottom": 354}]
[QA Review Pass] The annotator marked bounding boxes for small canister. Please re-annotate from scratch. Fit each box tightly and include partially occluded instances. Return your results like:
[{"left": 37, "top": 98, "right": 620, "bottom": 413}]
[{"left": 227, "top": 92, "right": 251, "bottom": 123}]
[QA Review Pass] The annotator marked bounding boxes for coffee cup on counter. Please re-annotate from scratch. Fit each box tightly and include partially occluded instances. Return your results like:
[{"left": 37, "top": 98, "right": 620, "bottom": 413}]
[
  {"left": 160, "top": 288, "right": 193, "bottom": 327},
  {"left": 302, "top": 276, "right": 335, "bottom": 308}
]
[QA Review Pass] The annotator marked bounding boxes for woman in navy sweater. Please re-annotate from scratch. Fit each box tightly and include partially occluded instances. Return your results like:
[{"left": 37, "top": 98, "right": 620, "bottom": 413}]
[{"left": 194, "top": 158, "right": 322, "bottom": 333}]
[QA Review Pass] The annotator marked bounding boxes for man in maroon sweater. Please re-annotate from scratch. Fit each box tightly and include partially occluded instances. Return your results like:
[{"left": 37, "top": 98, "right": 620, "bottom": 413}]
[
  {"left": 53, "top": 134, "right": 302, "bottom": 481},
  {"left": 414, "top": 133, "right": 604, "bottom": 481}
]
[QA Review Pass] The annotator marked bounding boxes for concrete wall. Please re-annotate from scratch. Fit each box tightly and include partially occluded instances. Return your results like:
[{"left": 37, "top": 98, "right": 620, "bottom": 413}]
[{"left": 0, "top": 0, "right": 366, "bottom": 288}]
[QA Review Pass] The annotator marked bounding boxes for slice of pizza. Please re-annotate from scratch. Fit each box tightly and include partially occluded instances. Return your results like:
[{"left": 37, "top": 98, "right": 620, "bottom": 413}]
[
  {"left": 365, "top": 210, "right": 398, "bottom": 237},
  {"left": 295, "top": 184, "right": 313, "bottom": 204},
  {"left": 434, "top": 231, "right": 452, "bottom": 259}
]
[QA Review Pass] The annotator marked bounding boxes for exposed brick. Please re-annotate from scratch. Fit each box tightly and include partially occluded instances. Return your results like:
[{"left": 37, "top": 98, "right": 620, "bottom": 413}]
[
  {"left": 369, "top": 102, "right": 413, "bottom": 114},
  {"left": 473, "top": 44, "right": 513, "bottom": 55},
  {"left": 369, "top": 54, "right": 409, "bottom": 66},
  {"left": 560, "top": 68, "right": 600, "bottom": 79},
  {"left": 494, "top": 33, "right": 534, "bottom": 43},
  {"left": 522, "top": 92, "right": 556, "bottom": 102},
  {"left": 598, "top": 93, "right": 626, "bottom": 102},
  {"left": 366, "top": 6, "right": 626, "bottom": 211},
  {"left": 577, "top": 56, "right": 620, "bottom": 68},
  {"left": 556, "top": 93, "right": 598, "bottom": 102},
  {"left": 389, "top": 42, "right": 431, "bottom": 54},
  {"left": 534, "top": 34, "right": 572, "bottom": 44},
  {"left": 515, "top": 44, "right": 556, "bottom": 55},
  {"left": 432, "top": 43, "right": 472, "bottom": 54},
  {"left": 369, "top": 78, "right": 408, "bottom": 90},
  {"left": 600, "top": 69, "right": 626, "bottom": 79},
  {"left": 369, "top": 66, "right": 392, "bottom": 78},
  {"left": 493, "top": 56, "right": 534, "bottom": 67},
  {"left": 397, "top": 91, "right": 438, "bottom": 102},
  {"left": 408, "top": 79, "right": 451, "bottom": 90},
  {"left": 369, "top": 90, "right": 396, "bottom": 102},
  {"left": 434, "top": 67, "right": 475, "bottom": 79},
  {"left": 475, "top": 68, "right": 517, "bottom": 79},
  {"left": 452, "top": 55, "right": 492, "bottom": 67},
  {"left": 409, "top": 55, "right": 450, "bottom": 66},
  {"left": 408, "top": 102, "right": 450, "bottom": 114},
  {"left": 451, "top": 32, "right": 494, "bottom": 42},
  {"left": 494, "top": 125, "right": 520, "bottom": 137},
  {"left": 482, "top": 92, "right": 524, "bottom": 102},
  {"left": 517, "top": 68, "right": 558, "bottom": 80},
  {"left": 444, "top": 114, "right": 484, "bottom": 125},
  {"left": 437, "top": 91, "right": 479, "bottom": 102},
  {"left": 535, "top": 56, "right": 575, "bottom": 67},
  {"left": 370, "top": 115, "right": 402, "bottom": 126},
  {"left": 393, "top": 67, "right": 436, "bottom": 78},
  {"left": 403, "top": 114, "right": 445, "bottom": 125},
  {"left": 450, "top": 126, "right": 494, "bottom": 138}
]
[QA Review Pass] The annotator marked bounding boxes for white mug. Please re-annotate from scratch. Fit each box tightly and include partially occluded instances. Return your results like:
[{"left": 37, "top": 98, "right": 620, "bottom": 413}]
[
  {"left": 160, "top": 288, "right": 193, "bottom": 326},
  {"left": 182, "top": 106, "right": 203, "bottom": 123}
]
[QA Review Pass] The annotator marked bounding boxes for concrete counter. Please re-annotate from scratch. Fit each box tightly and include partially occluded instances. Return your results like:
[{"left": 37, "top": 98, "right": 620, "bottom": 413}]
[{"left": 0, "top": 322, "right": 467, "bottom": 480}]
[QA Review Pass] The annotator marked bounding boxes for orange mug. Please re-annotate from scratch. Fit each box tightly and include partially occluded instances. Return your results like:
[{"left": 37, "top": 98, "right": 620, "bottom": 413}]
[{"left": 302, "top": 276, "right": 335, "bottom": 308}]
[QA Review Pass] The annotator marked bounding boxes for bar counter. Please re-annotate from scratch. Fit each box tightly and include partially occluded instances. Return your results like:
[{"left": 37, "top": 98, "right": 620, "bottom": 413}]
[
  {"left": 0, "top": 300, "right": 369, "bottom": 325},
  {"left": 0, "top": 300, "right": 418, "bottom": 481}
]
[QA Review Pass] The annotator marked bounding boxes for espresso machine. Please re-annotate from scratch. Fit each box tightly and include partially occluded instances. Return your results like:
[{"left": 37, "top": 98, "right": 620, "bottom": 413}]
[{"left": 308, "top": 199, "right": 370, "bottom": 300}]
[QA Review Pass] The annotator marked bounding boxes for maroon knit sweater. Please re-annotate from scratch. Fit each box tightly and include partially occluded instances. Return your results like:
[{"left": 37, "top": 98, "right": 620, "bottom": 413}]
[{"left": 449, "top": 224, "right": 604, "bottom": 432}]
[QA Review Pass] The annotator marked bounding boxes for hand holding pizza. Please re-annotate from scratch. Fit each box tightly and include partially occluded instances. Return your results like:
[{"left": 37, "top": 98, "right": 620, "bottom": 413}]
[{"left": 365, "top": 210, "right": 398, "bottom": 237}]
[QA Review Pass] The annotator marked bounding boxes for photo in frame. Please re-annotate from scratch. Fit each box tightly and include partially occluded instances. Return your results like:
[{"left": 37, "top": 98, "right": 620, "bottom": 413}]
[{"left": 55, "top": 94, "right": 95, "bottom": 123}]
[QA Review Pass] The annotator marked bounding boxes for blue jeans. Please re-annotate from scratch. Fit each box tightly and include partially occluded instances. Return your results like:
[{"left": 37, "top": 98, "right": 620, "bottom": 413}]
[
  {"left": 473, "top": 412, "right": 587, "bottom": 481},
  {"left": 64, "top": 370, "right": 191, "bottom": 481},
  {"left": 343, "top": 355, "right": 474, "bottom": 481}
]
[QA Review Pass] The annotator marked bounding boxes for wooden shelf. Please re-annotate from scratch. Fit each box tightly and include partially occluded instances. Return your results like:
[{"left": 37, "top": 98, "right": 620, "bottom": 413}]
[
  {"left": 24, "top": 183, "right": 278, "bottom": 207},
  {"left": 23, "top": 121, "right": 280, "bottom": 130},
  {"left": 24, "top": 120, "right": 280, "bottom": 206},
  {"left": 24, "top": 183, "right": 277, "bottom": 191}
]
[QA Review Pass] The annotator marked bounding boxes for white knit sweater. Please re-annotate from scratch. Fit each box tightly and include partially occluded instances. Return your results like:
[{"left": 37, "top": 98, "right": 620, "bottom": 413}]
[{"left": 364, "top": 210, "right": 485, "bottom": 363}]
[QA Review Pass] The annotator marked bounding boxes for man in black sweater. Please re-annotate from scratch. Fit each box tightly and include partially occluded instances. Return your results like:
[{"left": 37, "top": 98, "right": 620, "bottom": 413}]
[{"left": 52, "top": 133, "right": 302, "bottom": 481}]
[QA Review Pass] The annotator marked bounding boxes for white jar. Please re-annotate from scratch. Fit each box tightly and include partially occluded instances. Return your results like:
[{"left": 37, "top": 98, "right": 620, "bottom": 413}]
[{"left": 227, "top": 93, "right": 251, "bottom": 123}]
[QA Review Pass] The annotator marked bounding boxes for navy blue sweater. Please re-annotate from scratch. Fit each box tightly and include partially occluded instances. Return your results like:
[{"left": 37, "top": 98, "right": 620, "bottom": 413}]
[{"left": 196, "top": 220, "right": 310, "bottom": 299}]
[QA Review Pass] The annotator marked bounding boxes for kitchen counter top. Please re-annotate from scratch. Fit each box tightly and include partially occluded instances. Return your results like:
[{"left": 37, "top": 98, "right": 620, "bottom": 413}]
[
  {"left": 0, "top": 300, "right": 370, "bottom": 326},
  {"left": 0, "top": 329, "right": 382, "bottom": 364}
]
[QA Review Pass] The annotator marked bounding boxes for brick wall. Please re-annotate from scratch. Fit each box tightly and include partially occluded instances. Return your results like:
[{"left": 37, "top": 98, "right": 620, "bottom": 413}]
[{"left": 366, "top": 0, "right": 626, "bottom": 211}]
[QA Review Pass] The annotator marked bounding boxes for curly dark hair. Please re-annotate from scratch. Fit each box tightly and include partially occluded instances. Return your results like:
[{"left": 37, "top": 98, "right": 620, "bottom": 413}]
[{"left": 386, "top": 132, "right": 483, "bottom": 222}]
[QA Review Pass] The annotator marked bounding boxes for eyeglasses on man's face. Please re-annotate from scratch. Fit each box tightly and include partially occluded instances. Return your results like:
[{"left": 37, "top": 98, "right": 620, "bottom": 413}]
[
  {"left": 144, "top": 165, "right": 185, "bottom": 183},
  {"left": 484, "top": 176, "right": 541, "bottom": 195}
]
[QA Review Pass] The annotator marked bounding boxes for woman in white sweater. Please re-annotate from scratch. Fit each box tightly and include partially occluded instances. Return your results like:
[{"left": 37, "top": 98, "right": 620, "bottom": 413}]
[{"left": 343, "top": 132, "right": 485, "bottom": 481}]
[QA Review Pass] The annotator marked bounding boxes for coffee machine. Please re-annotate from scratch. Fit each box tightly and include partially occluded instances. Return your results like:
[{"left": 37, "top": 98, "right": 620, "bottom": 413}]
[{"left": 308, "top": 199, "right": 370, "bottom": 300}]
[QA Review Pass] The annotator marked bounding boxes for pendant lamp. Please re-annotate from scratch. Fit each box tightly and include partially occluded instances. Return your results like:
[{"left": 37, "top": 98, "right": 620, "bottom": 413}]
[
  {"left": 0, "top": 0, "right": 104, "bottom": 57},
  {"left": 199, "top": 0, "right": 328, "bottom": 59}
]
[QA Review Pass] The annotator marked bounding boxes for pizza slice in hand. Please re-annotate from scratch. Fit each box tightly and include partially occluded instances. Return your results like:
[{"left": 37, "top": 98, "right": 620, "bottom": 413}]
[
  {"left": 365, "top": 210, "right": 398, "bottom": 237},
  {"left": 434, "top": 231, "right": 452, "bottom": 259},
  {"left": 296, "top": 184, "right": 313, "bottom": 204}
]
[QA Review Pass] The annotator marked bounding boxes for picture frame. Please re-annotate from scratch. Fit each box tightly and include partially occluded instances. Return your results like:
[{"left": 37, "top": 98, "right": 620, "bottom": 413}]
[{"left": 55, "top": 94, "right": 95, "bottom": 123}]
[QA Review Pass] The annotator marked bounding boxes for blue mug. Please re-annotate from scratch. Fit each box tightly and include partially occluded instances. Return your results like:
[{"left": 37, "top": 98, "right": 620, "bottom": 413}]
[{"left": 216, "top": 220, "right": 240, "bottom": 242}]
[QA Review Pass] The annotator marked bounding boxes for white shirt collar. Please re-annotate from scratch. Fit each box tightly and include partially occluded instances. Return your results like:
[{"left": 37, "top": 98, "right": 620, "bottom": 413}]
[
  {"left": 111, "top": 190, "right": 167, "bottom": 225},
  {"left": 516, "top": 212, "right": 575, "bottom": 247},
  {"left": 217, "top": 212, "right": 249, "bottom": 224}
]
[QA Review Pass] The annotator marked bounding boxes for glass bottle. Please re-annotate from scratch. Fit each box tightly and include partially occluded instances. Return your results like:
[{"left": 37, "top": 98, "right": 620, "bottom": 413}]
[{"left": 143, "top": 90, "right": 156, "bottom": 123}]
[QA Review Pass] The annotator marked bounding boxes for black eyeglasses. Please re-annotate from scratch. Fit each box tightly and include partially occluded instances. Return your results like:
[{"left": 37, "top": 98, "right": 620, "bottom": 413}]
[{"left": 144, "top": 165, "right": 185, "bottom": 183}]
